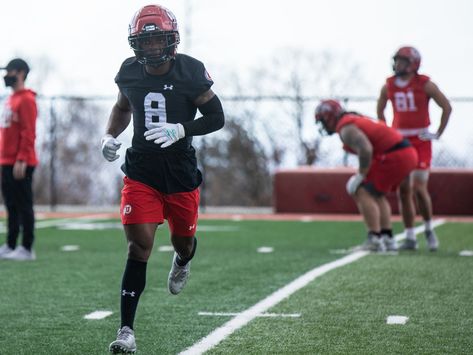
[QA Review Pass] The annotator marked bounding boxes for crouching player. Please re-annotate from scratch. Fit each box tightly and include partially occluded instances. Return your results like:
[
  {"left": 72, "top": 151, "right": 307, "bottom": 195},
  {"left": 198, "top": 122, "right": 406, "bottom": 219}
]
[{"left": 315, "top": 100, "right": 418, "bottom": 251}]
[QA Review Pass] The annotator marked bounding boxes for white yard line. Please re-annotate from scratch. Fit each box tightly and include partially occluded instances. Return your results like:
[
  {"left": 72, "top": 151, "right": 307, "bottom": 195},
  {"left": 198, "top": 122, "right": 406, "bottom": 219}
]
[
  {"left": 386, "top": 315, "right": 409, "bottom": 325},
  {"left": 61, "top": 245, "right": 80, "bottom": 252},
  {"left": 2, "top": 218, "right": 243, "bottom": 233},
  {"left": 83, "top": 310, "right": 113, "bottom": 320},
  {"left": 257, "top": 247, "right": 274, "bottom": 253},
  {"left": 459, "top": 250, "right": 473, "bottom": 257},
  {"left": 0, "top": 216, "right": 118, "bottom": 233},
  {"left": 0, "top": 218, "right": 89, "bottom": 233},
  {"left": 35, "top": 218, "right": 96, "bottom": 229},
  {"left": 180, "top": 250, "right": 368, "bottom": 355},
  {"left": 180, "top": 219, "right": 446, "bottom": 355},
  {"left": 198, "top": 312, "right": 300, "bottom": 318},
  {"left": 158, "top": 245, "right": 175, "bottom": 252}
]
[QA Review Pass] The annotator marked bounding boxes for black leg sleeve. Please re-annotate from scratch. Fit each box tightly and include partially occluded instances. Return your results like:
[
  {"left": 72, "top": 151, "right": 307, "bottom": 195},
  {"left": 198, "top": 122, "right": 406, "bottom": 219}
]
[{"left": 120, "top": 259, "right": 147, "bottom": 329}]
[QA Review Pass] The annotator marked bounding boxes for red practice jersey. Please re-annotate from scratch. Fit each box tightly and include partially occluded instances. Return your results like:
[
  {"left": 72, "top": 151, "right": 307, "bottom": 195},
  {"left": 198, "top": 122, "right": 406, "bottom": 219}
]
[
  {"left": 386, "top": 74, "right": 431, "bottom": 130},
  {"left": 336, "top": 113, "right": 418, "bottom": 193},
  {"left": 336, "top": 113, "right": 403, "bottom": 155},
  {"left": 0, "top": 89, "right": 38, "bottom": 166}
]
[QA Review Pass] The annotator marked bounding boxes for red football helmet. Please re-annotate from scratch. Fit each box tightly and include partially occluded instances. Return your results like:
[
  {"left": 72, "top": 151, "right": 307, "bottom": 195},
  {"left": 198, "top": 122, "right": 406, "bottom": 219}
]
[
  {"left": 314, "top": 99, "right": 344, "bottom": 135},
  {"left": 392, "top": 46, "right": 421, "bottom": 76},
  {"left": 128, "top": 5, "right": 180, "bottom": 66}
]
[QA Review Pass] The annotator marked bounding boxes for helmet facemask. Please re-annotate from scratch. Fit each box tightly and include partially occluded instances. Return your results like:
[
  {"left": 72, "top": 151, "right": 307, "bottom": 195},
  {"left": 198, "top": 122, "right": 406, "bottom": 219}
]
[
  {"left": 392, "top": 55, "right": 412, "bottom": 77},
  {"left": 315, "top": 100, "right": 343, "bottom": 136},
  {"left": 392, "top": 47, "right": 421, "bottom": 77},
  {"left": 129, "top": 29, "right": 180, "bottom": 67},
  {"left": 315, "top": 116, "right": 336, "bottom": 136}
]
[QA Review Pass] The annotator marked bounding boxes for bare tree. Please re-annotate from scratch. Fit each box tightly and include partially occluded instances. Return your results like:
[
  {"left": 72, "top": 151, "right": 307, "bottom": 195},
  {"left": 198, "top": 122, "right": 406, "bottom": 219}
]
[
  {"left": 33, "top": 98, "right": 119, "bottom": 205},
  {"left": 220, "top": 48, "right": 366, "bottom": 167},
  {"left": 197, "top": 115, "right": 272, "bottom": 206}
]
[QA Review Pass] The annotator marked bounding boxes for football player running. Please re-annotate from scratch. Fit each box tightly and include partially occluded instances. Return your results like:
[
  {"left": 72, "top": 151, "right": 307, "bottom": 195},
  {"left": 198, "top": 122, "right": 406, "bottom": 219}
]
[
  {"left": 103, "top": 5, "right": 224, "bottom": 354},
  {"left": 315, "top": 100, "right": 418, "bottom": 252},
  {"left": 377, "top": 46, "right": 451, "bottom": 251}
]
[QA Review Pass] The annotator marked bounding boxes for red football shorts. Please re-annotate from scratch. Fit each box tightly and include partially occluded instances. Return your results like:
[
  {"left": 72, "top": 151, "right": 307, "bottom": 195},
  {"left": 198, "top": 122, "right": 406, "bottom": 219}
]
[
  {"left": 407, "top": 136, "right": 432, "bottom": 170},
  {"left": 365, "top": 147, "right": 418, "bottom": 194},
  {"left": 120, "top": 176, "right": 199, "bottom": 237}
]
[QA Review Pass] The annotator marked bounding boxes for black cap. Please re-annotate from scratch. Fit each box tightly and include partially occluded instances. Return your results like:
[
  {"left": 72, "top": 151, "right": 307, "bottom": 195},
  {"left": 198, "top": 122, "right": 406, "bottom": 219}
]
[{"left": 1, "top": 58, "right": 30, "bottom": 74}]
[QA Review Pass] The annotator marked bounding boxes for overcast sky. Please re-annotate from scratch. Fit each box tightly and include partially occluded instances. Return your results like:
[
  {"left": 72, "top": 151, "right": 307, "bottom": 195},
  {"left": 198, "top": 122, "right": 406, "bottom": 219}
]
[
  {"left": 1, "top": 0, "right": 472, "bottom": 160},
  {"left": 2, "top": 0, "right": 472, "bottom": 97}
]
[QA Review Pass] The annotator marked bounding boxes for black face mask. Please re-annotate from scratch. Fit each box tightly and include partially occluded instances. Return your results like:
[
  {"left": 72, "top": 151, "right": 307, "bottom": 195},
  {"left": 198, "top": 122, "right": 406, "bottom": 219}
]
[{"left": 4, "top": 75, "right": 17, "bottom": 87}]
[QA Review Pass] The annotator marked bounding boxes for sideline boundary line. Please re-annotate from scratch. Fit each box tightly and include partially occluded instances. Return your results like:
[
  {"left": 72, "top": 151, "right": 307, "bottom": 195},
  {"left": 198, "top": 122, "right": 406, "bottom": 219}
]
[{"left": 179, "top": 219, "right": 446, "bottom": 355}]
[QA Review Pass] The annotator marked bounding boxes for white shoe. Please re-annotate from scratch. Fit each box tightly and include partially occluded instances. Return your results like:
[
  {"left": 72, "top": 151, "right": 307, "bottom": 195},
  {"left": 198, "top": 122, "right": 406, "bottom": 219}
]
[
  {"left": 0, "top": 244, "right": 14, "bottom": 258},
  {"left": 383, "top": 236, "right": 398, "bottom": 251},
  {"left": 362, "top": 234, "right": 386, "bottom": 252},
  {"left": 425, "top": 230, "right": 439, "bottom": 251},
  {"left": 2, "top": 246, "right": 36, "bottom": 261},
  {"left": 109, "top": 326, "right": 136, "bottom": 354},
  {"left": 168, "top": 252, "right": 191, "bottom": 295},
  {"left": 399, "top": 238, "right": 418, "bottom": 251}
]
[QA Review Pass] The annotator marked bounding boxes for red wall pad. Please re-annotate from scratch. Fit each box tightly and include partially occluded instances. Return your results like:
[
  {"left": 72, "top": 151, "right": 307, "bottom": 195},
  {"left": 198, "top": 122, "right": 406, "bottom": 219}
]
[{"left": 273, "top": 168, "right": 473, "bottom": 216}]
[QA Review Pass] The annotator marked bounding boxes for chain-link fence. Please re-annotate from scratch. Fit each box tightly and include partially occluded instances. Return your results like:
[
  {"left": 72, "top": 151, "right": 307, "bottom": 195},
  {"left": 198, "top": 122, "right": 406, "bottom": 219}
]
[{"left": 1, "top": 94, "right": 472, "bottom": 208}]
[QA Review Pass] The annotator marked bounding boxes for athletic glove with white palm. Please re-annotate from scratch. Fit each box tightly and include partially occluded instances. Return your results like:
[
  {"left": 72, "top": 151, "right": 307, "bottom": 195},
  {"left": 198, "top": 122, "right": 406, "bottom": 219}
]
[
  {"left": 419, "top": 131, "right": 439, "bottom": 141},
  {"left": 101, "top": 134, "right": 122, "bottom": 162},
  {"left": 346, "top": 173, "right": 365, "bottom": 195},
  {"left": 144, "top": 122, "right": 185, "bottom": 148}
]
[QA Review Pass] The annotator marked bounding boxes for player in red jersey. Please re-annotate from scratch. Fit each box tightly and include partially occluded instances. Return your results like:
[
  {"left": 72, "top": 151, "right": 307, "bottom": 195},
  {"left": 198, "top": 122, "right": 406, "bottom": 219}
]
[
  {"left": 103, "top": 5, "right": 224, "bottom": 354},
  {"left": 377, "top": 46, "right": 451, "bottom": 251},
  {"left": 315, "top": 100, "right": 418, "bottom": 252}
]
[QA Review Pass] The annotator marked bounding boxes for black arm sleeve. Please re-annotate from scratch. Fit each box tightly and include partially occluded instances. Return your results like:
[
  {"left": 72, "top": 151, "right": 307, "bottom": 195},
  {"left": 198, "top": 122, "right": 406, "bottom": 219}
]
[{"left": 181, "top": 95, "right": 225, "bottom": 136}]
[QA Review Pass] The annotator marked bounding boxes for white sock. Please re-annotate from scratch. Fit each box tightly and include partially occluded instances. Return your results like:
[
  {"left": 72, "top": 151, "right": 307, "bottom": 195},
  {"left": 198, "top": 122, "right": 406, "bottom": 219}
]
[
  {"left": 425, "top": 220, "right": 433, "bottom": 232},
  {"left": 405, "top": 227, "right": 416, "bottom": 240}
]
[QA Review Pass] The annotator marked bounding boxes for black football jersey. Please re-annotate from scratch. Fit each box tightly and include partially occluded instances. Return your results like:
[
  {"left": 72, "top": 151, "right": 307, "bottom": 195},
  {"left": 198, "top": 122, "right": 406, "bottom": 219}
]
[{"left": 115, "top": 54, "right": 213, "bottom": 193}]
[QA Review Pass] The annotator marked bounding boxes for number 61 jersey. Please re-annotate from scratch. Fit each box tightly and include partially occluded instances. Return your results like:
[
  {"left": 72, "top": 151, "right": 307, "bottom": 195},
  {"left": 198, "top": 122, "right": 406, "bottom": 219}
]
[{"left": 114, "top": 53, "right": 214, "bottom": 193}]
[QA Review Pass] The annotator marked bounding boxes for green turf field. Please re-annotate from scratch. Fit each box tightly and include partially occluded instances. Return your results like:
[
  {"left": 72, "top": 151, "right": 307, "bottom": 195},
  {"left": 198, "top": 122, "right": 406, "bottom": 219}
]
[{"left": 0, "top": 218, "right": 472, "bottom": 354}]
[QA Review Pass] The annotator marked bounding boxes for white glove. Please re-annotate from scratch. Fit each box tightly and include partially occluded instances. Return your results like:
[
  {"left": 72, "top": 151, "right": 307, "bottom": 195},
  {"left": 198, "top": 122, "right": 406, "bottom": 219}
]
[
  {"left": 101, "top": 134, "right": 122, "bottom": 162},
  {"left": 419, "top": 131, "right": 439, "bottom": 141},
  {"left": 346, "top": 173, "right": 365, "bottom": 195},
  {"left": 144, "top": 122, "right": 185, "bottom": 148}
]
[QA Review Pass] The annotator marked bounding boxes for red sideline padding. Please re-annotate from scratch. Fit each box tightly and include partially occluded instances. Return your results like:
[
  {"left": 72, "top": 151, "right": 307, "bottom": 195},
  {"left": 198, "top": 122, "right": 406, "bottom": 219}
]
[{"left": 273, "top": 167, "right": 473, "bottom": 215}]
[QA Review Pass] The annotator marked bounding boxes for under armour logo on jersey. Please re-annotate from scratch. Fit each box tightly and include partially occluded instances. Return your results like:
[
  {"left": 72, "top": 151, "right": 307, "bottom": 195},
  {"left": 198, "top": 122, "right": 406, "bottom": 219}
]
[
  {"left": 163, "top": 84, "right": 173, "bottom": 90},
  {"left": 122, "top": 290, "right": 136, "bottom": 297},
  {"left": 188, "top": 224, "right": 196, "bottom": 231}
]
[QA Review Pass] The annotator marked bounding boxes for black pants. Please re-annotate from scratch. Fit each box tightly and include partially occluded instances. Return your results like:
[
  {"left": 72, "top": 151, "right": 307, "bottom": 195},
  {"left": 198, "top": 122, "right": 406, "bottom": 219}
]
[{"left": 1, "top": 165, "right": 35, "bottom": 250}]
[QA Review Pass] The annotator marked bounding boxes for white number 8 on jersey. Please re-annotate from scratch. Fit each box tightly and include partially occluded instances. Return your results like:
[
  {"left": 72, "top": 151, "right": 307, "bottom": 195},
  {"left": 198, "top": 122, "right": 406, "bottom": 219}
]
[{"left": 144, "top": 92, "right": 167, "bottom": 129}]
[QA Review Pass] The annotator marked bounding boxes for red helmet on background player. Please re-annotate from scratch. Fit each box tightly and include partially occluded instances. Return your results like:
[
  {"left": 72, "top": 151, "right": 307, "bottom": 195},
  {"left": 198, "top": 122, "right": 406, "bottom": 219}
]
[
  {"left": 314, "top": 99, "right": 345, "bottom": 135},
  {"left": 128, "top": 5, "right": 180, "bottom": 66},
  {"left": 392, "top": 46, "right": 421, "bottom": 76}
]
